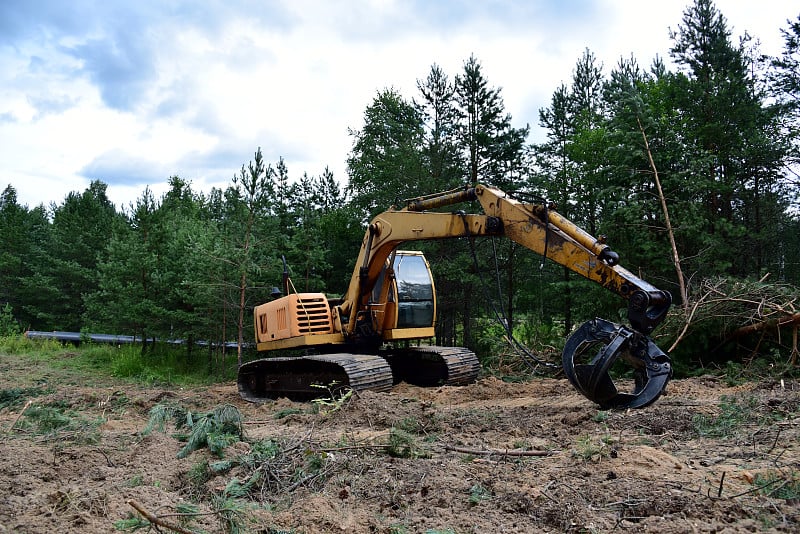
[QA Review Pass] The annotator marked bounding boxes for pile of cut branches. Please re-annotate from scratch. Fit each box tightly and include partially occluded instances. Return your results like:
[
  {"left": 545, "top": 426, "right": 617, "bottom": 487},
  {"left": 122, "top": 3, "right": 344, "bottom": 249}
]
[{"left": 666, "top": 276, "right": 800, "bottom": 366}]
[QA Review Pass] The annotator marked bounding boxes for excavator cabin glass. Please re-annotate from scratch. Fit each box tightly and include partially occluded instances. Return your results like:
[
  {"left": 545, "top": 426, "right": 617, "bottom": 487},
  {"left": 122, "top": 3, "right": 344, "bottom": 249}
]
[
  {"left": 372, "top": 251, "right": 436, "bottom": 330},
  {"left": 394, "top": 252, "right": 435, "bottom": 328}
]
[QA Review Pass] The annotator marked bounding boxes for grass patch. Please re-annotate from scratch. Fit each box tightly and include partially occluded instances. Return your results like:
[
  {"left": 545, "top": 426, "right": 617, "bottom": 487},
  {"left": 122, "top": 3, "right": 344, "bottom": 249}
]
[
  {"left": 754, "top": 470, "right": 800, "bottom": 500},
  {"left": 693, "top": 397, "right": 747, "bottom": 437},
  {"left": 0, "top": 335, "right": 62, "bottom": 356},
  {"left": 17, "top": 403, "right": 104, "bottom": 444},
  {"left": 692, "top": 395, "right": 796, "bottom": 438},
  {"left": 0, "top": 335, "right": 229, "bottom": 388},
  {"left": 572, "top": 432, "right": 615, "bottom": 462},
  {"left": 0, "top": 386, "right": 50, "bottom": 410}
]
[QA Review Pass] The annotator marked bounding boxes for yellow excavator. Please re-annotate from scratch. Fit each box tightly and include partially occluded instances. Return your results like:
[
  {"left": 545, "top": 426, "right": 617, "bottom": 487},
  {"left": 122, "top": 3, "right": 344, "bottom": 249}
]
[{"left": 237, "top": 184, "right": 673, "bottom": 409}]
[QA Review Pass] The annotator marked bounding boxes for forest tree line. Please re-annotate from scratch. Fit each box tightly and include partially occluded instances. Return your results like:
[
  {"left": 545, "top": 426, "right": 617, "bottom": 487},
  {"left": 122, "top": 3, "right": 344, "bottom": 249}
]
[{"left": 2, "top": 0, "right": 800, "bottom": 372}]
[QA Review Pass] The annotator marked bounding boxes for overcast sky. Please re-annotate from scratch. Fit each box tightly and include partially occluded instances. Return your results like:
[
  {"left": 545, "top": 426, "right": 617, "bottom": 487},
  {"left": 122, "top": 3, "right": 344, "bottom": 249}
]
[{"left": 1, "top": 0, "right": 797, "bottom": 211}]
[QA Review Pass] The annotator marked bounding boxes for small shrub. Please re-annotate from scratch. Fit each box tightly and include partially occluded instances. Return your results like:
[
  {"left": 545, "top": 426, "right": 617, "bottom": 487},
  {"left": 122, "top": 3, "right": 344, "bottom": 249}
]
[
  {"left": 0, "top": 303, "right": 20, "bottom": 336},
  {"left": 387, "top": 427, "right": 430, "bottom": 459},
  {"left": 468, "top": 483, "right": 492, "bottom": 505}
]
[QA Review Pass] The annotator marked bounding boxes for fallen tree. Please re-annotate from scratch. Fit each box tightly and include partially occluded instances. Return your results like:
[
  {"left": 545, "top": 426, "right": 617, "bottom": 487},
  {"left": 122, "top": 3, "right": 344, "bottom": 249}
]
[{"left": 666, "top": 276, "right": 800, "bottom": 367}]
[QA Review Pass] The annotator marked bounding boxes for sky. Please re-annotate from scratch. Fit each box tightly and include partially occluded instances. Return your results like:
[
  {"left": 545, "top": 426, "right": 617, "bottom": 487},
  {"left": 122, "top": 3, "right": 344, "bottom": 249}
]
[{"left": 1, "top": 0, "right": 798, "bottom": 211}]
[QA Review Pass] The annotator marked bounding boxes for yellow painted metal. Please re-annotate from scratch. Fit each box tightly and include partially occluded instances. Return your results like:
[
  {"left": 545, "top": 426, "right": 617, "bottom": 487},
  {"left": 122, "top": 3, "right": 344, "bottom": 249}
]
[
  {"left": 382, "top": 326, "right": 436, "bottom": 341},
  {"left": 255, "top": 333, "right": 344, "bottom": 352}
]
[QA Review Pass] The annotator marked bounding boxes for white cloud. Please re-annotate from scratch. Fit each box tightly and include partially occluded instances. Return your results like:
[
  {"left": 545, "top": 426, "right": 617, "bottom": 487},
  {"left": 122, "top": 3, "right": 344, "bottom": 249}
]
[{"left": 0, "top": 0, "right": 796, "bottom": 210}]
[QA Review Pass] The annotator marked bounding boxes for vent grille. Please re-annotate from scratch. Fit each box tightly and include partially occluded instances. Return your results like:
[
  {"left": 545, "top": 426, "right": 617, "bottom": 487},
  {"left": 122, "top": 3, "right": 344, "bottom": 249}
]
[{"left": 295, "top": 296, "right": 332, "bottom": 334}]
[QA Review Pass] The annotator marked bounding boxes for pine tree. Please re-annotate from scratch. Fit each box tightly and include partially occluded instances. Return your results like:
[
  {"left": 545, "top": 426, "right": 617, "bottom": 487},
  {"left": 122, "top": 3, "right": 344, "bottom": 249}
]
[
  {"left": 668, "top": 0, "right": 788, "bottom": 278},
  {"left": 415, "top": 63, "right": 464, "bottom": 190},
  {"left": 0, "top": 186, "right": 31, "bottom": 328},
  {"left": 42, "top": 181, "right": 121, "bottom": 330},
  {"left": 229, "top": 148, "right": 275, "bottom": 366},
  {"left": 455, "top": 55, "right": 529, "bottom": 190},
  {"left": 346, "top": 88, "right": 426, "bottom": 217}
]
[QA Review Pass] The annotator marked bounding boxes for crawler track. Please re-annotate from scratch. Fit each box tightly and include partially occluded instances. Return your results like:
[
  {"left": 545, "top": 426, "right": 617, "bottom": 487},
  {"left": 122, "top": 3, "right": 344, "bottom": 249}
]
[
  {"left": 237, "top": 346, "right": 481, "bottom": 402},
  {"left": 237, "top": 353, "right": 393, "bottom": 402},
  {"left": 384, "top": 345, "right": 481, "bottom": 386}
]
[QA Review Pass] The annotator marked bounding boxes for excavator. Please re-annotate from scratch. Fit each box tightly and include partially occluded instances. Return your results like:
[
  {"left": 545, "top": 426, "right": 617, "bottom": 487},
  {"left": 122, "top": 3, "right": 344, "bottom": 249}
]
[{"left": 237, "top": 183, "right": 673, "bottom": 410}]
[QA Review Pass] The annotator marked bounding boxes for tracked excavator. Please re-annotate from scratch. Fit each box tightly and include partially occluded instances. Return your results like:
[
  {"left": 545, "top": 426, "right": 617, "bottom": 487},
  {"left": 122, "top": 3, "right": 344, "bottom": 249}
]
[{"left": 237, "top": 184, "right": 673, "bottom": 409}]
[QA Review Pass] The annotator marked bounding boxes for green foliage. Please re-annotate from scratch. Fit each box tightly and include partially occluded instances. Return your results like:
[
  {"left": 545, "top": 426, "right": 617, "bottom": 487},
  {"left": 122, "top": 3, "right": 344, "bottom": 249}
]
[
  {"left": 143, "top": 403, "right": 244, "bottom": 459},
  {"left": 662, "top": 277, "right": 800, "bottom": 374},
  {"left": 753, "top": 470, "right": 800, "bottom": 500},
  {"left": 721, "top": 358, "right": 800, "bottom": 386},
  {"left": 0, "top": 386, "right": 48, "bottom": 410},
  {"left": 386, "top": 427, "right": 431, "bottom": 459},
  {"left": 346, "top": 88, "right": 427, "bottom": 217},
  {"left": 179, "top": 405, "right": 244, "bottom": 459},
  {"left": 211, "top": 492, "right": 251, "bottom": 534},
  {"left": 310, "top": 382, "right": 353, "bottom": 414},
  {"left": 17, "top": 403, "right": 104, "bottom": 444},
  {"left": 5, "top": 339, "right": 215, "bottom": 387},
  {"left": 696, "top": 392, "right": 799, "bottom": 446},
  {"left": 468, "top": 483, "right": 492, "bottom": 505},
  {"left": 0, "top": 303, "right": 20, "bottom": 336}
]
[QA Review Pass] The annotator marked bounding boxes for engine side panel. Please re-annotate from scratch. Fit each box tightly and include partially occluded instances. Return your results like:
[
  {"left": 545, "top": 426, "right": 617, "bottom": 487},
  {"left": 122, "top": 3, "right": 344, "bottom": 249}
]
[{"left": 254, "top": 293, "right": 333, "bottom": 344}]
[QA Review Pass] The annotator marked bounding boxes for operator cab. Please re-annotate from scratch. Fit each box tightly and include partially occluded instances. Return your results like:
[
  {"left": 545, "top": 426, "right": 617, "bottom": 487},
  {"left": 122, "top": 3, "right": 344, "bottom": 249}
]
[
  {"left": 393, "top": 251, "right": 435, "bottom": 328},
  {"left": 372, "top": 250, "right": 437, "bottom": 338}
]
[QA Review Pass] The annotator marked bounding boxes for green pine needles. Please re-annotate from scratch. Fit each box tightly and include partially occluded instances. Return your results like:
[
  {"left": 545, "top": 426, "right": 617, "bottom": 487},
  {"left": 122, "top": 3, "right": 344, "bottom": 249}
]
[{"left": 143, "top": 403, "right": 244, "bottom": 459}]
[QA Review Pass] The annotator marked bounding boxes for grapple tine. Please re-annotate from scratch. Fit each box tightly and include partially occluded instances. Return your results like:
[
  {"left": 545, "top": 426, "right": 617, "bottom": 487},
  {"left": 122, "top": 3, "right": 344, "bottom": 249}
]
[{"left": 562, "top": 318, "right": 672, "bottom": 409}]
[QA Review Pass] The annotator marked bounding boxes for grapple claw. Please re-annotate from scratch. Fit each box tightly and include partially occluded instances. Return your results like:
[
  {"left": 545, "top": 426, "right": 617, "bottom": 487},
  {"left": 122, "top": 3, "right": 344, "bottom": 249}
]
[{"left": 562, "top": 318, "right": 672, "bottom": 409}]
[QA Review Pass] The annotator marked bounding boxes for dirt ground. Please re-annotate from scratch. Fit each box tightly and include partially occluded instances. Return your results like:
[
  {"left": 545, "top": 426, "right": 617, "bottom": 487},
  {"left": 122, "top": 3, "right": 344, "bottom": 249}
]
[{"left": 1, "top": 351, "right": 798, "bottom": 534}]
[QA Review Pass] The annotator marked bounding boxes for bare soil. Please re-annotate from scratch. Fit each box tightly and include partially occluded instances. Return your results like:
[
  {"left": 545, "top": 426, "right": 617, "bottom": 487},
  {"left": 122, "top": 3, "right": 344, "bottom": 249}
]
[{"left": 1, "top": 352, "right": 798, "bottom": 533}]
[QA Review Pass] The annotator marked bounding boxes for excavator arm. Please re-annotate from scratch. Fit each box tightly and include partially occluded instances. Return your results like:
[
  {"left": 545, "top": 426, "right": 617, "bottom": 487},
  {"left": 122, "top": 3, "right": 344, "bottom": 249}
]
[{"left": 336, "top": 184, "right": 672, "bottom": 409}]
